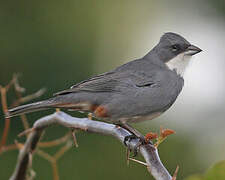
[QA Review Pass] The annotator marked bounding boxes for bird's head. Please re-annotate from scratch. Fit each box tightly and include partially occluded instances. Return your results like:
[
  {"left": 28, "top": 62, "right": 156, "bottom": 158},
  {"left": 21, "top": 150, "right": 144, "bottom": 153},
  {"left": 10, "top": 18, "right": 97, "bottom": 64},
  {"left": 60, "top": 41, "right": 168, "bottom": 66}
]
[{"left": 154, "top": 32, "right": 202, "bottom": 76}]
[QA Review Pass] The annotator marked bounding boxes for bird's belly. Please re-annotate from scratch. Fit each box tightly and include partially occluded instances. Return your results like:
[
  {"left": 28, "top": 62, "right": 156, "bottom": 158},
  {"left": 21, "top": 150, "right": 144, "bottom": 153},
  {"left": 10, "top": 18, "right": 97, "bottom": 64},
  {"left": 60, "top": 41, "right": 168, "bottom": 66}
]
[{"left": 112, "top": 111, "right": 162, "bottom": 123}]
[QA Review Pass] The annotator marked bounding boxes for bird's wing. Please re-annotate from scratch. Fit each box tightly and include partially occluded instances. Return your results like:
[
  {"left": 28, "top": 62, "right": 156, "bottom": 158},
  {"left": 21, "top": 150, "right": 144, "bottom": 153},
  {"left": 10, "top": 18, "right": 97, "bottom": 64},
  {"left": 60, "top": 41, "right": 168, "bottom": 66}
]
[
  {"left": 54, "top": 70, "right": 159, "bottom": 96},
  {"left": 53, "top": 71, "right": 127, "bottom": 95},
  {"left": 128, "top": 70, "right": 159, "bottom": 87}
]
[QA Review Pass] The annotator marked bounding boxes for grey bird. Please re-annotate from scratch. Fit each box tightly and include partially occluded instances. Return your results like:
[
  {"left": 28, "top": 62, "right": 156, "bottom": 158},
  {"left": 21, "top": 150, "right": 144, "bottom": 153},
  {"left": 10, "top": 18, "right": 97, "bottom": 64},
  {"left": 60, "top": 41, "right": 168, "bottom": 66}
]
[{"left": 6, "top": 32, "right": 202, "bottom": 138}]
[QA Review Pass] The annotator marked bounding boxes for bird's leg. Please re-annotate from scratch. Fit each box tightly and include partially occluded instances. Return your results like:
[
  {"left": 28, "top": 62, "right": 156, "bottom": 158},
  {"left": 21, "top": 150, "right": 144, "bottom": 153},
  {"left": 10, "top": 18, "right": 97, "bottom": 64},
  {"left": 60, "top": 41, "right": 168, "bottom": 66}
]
[{"left": 121, "top": 123, "right": 146, "bottom": 144}]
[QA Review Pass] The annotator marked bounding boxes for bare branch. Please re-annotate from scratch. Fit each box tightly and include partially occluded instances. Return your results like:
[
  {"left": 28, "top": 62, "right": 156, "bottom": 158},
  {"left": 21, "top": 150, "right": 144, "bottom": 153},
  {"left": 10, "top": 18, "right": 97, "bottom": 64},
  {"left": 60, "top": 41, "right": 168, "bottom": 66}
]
[
  {"left": 10, "top": 129, "right": 43, "bottom": 180},
  {"left": 11, "top": 111, "right": 172, "bottom": 180},
  {"left": 38, "top": 132, "right": 70, "bottom": 148}
]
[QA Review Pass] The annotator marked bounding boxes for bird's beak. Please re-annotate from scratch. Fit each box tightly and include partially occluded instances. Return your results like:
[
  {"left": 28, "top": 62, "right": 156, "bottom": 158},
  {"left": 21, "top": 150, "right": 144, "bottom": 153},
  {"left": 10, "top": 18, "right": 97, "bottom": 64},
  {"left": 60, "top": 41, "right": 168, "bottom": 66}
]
[{"left": 185, "top": 44, "right": 202, "bottom": 56}]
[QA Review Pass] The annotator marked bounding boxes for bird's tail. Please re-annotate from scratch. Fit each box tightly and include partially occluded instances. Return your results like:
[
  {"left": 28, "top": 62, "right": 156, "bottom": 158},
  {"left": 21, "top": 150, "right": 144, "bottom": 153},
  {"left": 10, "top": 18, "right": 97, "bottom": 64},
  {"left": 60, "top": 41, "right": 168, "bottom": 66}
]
[
  {"left": 5, "top": 99, "right": 57, "bottom": 118},
  {"left": 6, "top": 93, "right": 95, "bottom": 118}
]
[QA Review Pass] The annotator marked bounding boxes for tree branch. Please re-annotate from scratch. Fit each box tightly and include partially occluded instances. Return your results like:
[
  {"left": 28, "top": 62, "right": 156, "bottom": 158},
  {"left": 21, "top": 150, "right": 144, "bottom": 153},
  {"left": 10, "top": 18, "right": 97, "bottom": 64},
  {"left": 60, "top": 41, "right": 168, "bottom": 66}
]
[
  {"left": 10, "top": 129, "right": 43, "bottom": 180},
  {"left": 10, "top": 111, "right": 172, "bottom": 180}
]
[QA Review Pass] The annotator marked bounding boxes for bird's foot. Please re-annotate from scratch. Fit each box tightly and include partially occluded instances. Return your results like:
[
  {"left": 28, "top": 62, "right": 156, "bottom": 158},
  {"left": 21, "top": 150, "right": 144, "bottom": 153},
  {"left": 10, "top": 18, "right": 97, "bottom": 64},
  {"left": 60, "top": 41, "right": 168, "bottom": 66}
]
[
  {"left": 123, "top": 134, "right": 139, "bottom": 157},
  {"left": 124, "top": 134, "right": 148, "bottom": 146},
  {"left": 124, "top": 134, "right": 152, "bottom": 157},
  {"left": 124, "top": 134, "right": 136, "bottom": 146}
]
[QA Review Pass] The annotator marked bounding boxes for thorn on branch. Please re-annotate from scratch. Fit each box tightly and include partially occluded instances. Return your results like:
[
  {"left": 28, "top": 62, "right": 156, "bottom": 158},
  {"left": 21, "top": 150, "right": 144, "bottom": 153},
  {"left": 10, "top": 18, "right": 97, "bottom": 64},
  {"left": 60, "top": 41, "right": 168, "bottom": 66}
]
[
  {"left": 128, "top": 157, "right": 148, "bottom": 166},
  {"left": 55, "top": 108, "right": 61, "bottom": 112},
  {"left": 71, "top": 129, "right": 79, "bottom": 148},
  {"left": 88, "top": 113, "right": 93, "bottom": 120}
]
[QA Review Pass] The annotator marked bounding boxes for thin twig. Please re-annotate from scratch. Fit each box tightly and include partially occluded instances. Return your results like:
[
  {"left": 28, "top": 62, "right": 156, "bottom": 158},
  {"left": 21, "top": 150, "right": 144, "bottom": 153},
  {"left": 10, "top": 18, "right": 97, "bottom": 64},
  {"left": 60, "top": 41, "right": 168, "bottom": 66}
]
[
  {"left": 5, "top": 74, "right": 20, "bottom": 91},
  {"left": 54, "top": 140, "right": 73, "bottom": 160},
  {"left": 12, "top": 73, "right": 26, "bottom": 93},
  {"left": 0, "top": 144, "right": 18, "bottom": 154},
  {"left": 1, "top": 76, "right": 74, "bottom": 180},
  {"left": 38, "top": 133, "right": 70, "bottom": 148},
  {"left": 19, "top": 114, "right": 30, "bottom": 131},
  {"left": 36, "top": 149, "right": 60, "bottom": 180},
  {"left": 0, "top": 87, "right": 11, "bottom": 150},
  {"left": 36, "top": 149, "right": 54, "bottom": 162},
  {"left": 51, "top": 160, "right": 59, "bottom": 180},
  {"left": 71, "top": 129, "right": 79, "bottom": 148},
  {"left": 11, "top": 88, "right": 46, "bottom": 108},
  {"left": 14, "top": 89, "right": 30, "bottom": 131}
]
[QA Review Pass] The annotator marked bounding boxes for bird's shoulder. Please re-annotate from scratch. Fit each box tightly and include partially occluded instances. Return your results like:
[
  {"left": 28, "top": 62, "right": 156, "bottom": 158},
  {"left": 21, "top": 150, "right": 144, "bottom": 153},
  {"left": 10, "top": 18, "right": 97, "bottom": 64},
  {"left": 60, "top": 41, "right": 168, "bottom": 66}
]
[{"left": 116, "top": 58, "right": 184, "bottom": 86}]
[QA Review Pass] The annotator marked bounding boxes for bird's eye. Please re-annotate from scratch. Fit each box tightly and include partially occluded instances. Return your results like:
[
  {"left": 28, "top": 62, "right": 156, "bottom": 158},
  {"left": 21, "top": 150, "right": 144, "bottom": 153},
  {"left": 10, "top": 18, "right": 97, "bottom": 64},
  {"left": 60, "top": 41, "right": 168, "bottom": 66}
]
[{"left": 172, "top": 44, "right": 180, "bottom": 52}]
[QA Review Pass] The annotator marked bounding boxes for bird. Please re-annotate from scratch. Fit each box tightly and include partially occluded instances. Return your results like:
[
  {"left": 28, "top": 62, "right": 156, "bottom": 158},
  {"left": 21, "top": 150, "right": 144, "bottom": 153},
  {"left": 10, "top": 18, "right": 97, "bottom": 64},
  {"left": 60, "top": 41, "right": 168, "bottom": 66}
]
[{"left": 6, "top": 32, "right": 202, "bottom": 140}]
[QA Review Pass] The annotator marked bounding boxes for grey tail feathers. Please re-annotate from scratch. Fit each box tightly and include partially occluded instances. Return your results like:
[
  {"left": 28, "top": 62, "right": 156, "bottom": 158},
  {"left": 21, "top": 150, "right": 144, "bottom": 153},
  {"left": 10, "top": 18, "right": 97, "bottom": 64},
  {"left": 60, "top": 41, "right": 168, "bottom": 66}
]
[{"left": 5, "top": 99, "right": 56, "bottom": 118}]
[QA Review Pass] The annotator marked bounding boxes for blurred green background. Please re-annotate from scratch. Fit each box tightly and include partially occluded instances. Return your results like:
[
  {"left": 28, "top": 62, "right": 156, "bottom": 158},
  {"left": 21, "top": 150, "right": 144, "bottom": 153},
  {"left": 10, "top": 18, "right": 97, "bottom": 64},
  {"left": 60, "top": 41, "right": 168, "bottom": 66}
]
[{"left": 1, "top": 0, "right": 225, "bottom": 179}]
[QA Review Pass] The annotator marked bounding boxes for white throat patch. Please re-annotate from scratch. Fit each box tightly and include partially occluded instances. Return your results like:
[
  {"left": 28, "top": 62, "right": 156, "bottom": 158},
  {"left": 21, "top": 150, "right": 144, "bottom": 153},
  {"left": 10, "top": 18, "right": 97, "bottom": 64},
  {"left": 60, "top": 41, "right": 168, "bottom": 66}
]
[{"left": 166, "top": 53, "right": 192, "bottom": 76}]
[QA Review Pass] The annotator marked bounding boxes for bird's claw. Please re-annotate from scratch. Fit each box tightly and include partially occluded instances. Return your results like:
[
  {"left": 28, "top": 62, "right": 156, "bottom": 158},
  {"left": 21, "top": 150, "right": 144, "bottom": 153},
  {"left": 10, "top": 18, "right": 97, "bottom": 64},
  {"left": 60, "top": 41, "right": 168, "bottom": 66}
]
[
  {"left": 124, "top": 134, "right": 152, "bottom": 157},
  {"left": 124, "top": 134, "right": 136, "bottom": 146}
]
